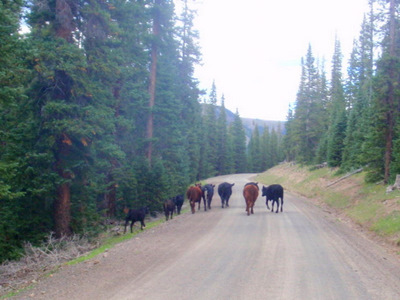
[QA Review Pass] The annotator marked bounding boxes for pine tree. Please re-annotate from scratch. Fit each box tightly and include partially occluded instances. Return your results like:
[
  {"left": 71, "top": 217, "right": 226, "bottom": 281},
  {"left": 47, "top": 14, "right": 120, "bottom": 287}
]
[
  {"left": 260, "top": 126, "right": 271, "bottom": 169},
  {"left": 365, "top": 0, "right": 400, "bottom": 183},
  {"left": 216, "top": 96, "right": 229, "bottom": 175},
  {"left": 199, "top": 81, "right": 218, "bottom": 178},
  {"left": 282, "top": 105, "right": 296, "bottom": 162},
  {"left": 146, "top": 0, "right": 162, "bottom": 164},
  {"left": 327, "top": 37, "right": 347, "bottom": 167},
  {"left": 175, "top": 0, "right": 202, "bottom": 183},
  {"left": 229, "top": 110, "right": 247, "bottom": 173},
  {"left": 0, "top": 0, "right": 36, "bottom": 261},
  {"left": 247, "top": 125, "right": 262, "bottom": 172},
  {"left": 291, "top": 45, "right": 326, "bottom": 163},
  {"left": 26, "top": 0, "right": 94, "bottom": 237},
  {"left": 342, "top": 12, "right": 375, "bottom": 171}
]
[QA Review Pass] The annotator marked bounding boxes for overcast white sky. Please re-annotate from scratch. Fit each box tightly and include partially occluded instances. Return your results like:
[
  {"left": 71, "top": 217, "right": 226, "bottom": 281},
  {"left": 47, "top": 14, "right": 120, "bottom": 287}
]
[{"left": 189, "top": 0, "right": 370, "bottom": 121}]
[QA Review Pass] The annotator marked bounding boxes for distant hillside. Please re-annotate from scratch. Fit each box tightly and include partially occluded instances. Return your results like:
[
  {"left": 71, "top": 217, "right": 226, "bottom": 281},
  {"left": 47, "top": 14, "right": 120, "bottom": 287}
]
[
  {"left": 241, "top": 117, "right": 286, "bottom": 138},
  {"left": 201, "top": 103, "right": 286, "bottom": 140}
]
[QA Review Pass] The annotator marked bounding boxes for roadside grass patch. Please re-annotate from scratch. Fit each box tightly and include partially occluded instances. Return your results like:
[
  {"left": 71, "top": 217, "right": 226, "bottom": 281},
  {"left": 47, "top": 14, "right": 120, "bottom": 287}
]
[
  {"left": 371, "top": 212, "right": 400, "bottom": 236},
  {"left": 325, "top": 192, "right": 350, "bottom": 209},
  {"left": 257, "top": 163, "right": 400, "bottom": 251},
  {"left": 1, "top": 207, "right": 190, "bottom": 299},
  {"left": 348, "top": 201, "right": 381, "bottom": 224}
]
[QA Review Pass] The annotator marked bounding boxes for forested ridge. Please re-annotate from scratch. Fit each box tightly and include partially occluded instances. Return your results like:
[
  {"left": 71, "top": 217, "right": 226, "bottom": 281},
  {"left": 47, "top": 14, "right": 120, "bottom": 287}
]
[
  {"left": 285, "top": 1, "right": 400, "bottom": 185},
  {"left": 1, "top": 0, "right": 399, "bottom": 264}
]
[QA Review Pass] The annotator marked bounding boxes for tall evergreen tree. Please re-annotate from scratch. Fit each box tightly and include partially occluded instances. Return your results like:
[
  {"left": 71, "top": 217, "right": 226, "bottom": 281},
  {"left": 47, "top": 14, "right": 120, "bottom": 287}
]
[
  {"left": 247, "top": 125, "right": 262, "bottom": 172},
  {"left": 282, "top": 104, "right": 296, "bottom": 162},
  {"left": 146, "top": 0, "right": 161, "bottom": 164},
  {"left": 175, "top": 0, "right": 202, "bottom": 183},
  {"left": 199, "top": 81, "right": 218, "bottom": 178},
  {"left": 216, "top": 96, "right": 229, "bottom": 175},
  {"left": 327, "top": 37, "right": 347, "bottom": 167},
  {"left": 342, "top": 12, "right": 375, "bottom": 171},
  {"left": 229, "top": 110, "right": 247, "bottom": 173},
  {"left": 365, "top": 0, "right": 400, "bottom": 183},
  {"left": 0, "top": 0, "right": 35, "bottom": 260},
  {"left": 26, "top": 0, "right": 96, "bottom": 237},
  {"left": 291, "top": 45, "right": 326, "bottom": 163}
]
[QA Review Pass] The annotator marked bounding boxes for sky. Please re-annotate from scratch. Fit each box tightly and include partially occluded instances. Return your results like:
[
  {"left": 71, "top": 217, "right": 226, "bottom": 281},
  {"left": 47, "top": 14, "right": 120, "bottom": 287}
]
[{"left": 188, "top": 0, "right": 371, "bottom": 121}]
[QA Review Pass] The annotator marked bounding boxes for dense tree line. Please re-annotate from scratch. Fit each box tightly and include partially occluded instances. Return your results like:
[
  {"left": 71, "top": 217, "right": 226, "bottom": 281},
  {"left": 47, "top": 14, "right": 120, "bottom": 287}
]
[
  {"left": 0, "top": 0, "right": 282, "bottom": 262},
  {"left": 284, "top": 0, "right": 400, "bottom": 185}
]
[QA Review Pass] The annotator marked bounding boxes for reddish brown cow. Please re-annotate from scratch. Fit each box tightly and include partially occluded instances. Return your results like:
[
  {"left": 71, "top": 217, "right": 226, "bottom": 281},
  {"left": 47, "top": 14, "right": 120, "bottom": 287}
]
[
  {"left": 186, "top": 184, "right": 202, "bottom": 214},
  {"left": 243, "top": 182, "right": 259, "bottom": 216}
]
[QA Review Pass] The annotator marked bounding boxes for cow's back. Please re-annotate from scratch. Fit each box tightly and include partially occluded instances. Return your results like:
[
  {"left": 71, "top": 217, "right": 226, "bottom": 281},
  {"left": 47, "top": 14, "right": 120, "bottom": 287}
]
[
  {"left": 243, "top": 184, "right": 259, "bottom": 200},
  {"left": 218, "top": 182, "right": 233, "bottom": 198},
  {"left": 187, "top": 186, "right": 201, "bottom": 200}
]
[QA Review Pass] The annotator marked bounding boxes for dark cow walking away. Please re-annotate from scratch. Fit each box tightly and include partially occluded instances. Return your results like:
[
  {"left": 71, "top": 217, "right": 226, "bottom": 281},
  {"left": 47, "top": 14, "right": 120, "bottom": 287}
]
[
  {"left": 173, "top": 194, "right": 184, "bottom": 215},
  {"left": 186, "top": 184, "right": 202, "bottom": 214},
  {"left": 218, "top": 182, "right": 235, "bottom": 208},
  {"left": 163, "top": 198, "right": 176, "bottom": 221},
  {"left": 243, "top": 182, "right": 259, "bottom": 216},
  {"left": 202, "top": 184, "right": 215, "bottom": 210},
  {"left": 124, "top": 206, "right": 149, "bottom": 233},
  {"left": 262, "top": 184, "right": 284, "bottom": 213}
]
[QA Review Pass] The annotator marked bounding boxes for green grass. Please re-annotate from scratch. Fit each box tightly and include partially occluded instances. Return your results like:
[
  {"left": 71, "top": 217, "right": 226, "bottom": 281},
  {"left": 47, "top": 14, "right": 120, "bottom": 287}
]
[
  {"left": 371, "top": 212, "right": 400, "bottom": 236},
  {"left": 1, "top": 207, "right": 191, "bottom": 299},
  {"left": 348, "top": 201, "right": 381, "bottom": 224},
  {"left": 257, "top": 164, "right": 400, "bottom": 249},
  {"left": 67, "top": 218, "right": 164, "bottom": 265},
  {"left": 325, "top": 191, "right": 351, "bottom": 209}
]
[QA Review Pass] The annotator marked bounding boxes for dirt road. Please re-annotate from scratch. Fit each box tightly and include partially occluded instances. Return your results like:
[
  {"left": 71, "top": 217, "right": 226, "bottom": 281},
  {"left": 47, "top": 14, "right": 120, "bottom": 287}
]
[{"left": 12, "top": 174, "right": 400, "bottom": 299}]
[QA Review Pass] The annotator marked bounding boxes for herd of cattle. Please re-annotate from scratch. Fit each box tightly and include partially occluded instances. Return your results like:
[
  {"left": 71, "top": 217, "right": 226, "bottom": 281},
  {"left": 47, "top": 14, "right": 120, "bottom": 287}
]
[{"left": 124, "top": 182, "right": 284, "bottom": 233}]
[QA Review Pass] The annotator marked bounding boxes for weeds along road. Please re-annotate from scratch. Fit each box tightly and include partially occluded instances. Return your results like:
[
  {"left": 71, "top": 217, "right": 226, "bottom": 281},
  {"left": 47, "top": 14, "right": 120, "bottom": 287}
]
[{"left": 13, "top": 174, "right": 400, "bottom": 300}]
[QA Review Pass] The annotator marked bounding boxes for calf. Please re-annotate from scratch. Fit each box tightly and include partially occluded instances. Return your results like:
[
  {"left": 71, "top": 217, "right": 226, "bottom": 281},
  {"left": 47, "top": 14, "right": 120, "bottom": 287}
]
[
  {"left": 262, "top": 184, "right": 284, "bottom": 213},
  {"left": 218, "top": 182, "right": 235, "bottom": 208},
  {"left": 186, "top": 184, "right": 202, "bottom": 214},
  {"left": 163, "top": 198, "right": 176, "bottom": 221},
  {"left": 173, "top": 194, "right": 184, "bottom": 215},
  {"left": 202, "top": 184, "right": 216, "bottom": 210},
  {"left": 124, "top": 206, "right": 149, "bottom": 233},
  {"left": 243, "top": 182, "right": 259, "bottom": 216}
]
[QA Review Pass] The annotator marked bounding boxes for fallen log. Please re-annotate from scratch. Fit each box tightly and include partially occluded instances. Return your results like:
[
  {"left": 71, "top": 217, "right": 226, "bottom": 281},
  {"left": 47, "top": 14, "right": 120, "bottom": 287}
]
[{"left": 326, "top": 168, "right": 363, "bottom": 187}]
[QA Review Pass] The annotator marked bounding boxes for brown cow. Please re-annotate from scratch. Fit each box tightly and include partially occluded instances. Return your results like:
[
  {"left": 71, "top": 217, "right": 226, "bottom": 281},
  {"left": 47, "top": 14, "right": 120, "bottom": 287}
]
[
  {"left": 186, "top": 184, "right": 202, "bottom": 214},
  {"left": 243, "top": 182, "right": 259, "bottom": 216}
]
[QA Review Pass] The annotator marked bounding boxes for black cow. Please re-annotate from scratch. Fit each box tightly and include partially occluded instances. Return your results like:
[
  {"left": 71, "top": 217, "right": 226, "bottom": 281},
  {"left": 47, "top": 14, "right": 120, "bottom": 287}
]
[
  {"left": 163, "top": 198, "right": 176, "bottom": 221},
  {"left": 202, "top": 184, "right": 215, "bottom": 210},
  {"left": 173, "top": 194, "right": 184, "bottom": 215},
  {"left": 262, "top": 184, "right": 284, "bottom": 213},
  {"left": 218, "top": 182, "right": 235, "bottom": 208},
  {"left": 124, "top": 207, "right": 149, "bottom": 233}
]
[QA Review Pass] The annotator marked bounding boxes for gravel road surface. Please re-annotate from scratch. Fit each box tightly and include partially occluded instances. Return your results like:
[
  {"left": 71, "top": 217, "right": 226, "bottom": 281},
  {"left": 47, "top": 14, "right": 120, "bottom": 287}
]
[{"left": 12, "top": 174, "right": 400, "bottom": 300}]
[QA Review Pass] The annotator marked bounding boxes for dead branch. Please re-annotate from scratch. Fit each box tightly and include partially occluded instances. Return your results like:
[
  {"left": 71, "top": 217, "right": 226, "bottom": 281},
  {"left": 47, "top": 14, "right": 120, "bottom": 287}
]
[{"left": 326, "top": 168, "right": 363, "bottom": 187}]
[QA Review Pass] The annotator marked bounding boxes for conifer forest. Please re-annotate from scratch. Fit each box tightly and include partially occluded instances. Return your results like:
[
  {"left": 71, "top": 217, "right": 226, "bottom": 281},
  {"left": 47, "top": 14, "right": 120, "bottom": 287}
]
[{"left": 0, "top": 0, "right": 399, "bottom": 262}]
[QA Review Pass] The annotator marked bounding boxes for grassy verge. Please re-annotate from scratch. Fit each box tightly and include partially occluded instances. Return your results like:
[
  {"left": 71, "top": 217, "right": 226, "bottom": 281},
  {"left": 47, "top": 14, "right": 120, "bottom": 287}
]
[
  {"left": 256, "top": 163, "right": 400, "bottom": 249},
  {"left": 68, "top": 206, "right": 190, "bottom": 265},
  {"left": 1, "top": 207, "right": 191, "bottom": 299}
]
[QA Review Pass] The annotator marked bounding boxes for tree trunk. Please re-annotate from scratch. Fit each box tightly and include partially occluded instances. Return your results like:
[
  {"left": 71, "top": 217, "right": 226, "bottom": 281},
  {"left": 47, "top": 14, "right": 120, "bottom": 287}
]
[
  {"left": 54, "top": 135, "right": 73, "bottom": 237},
  {"left": 53, "top": 0, "right": 76, "bottom": 236},
  {"left": 146, "top": 0, "right": 161, "bottom": 165},
  {"left": 54, "top": 180, "right": 72, "bottom": 237},
  {"left": 105, "top": 182, "right": 117, "bottom": 218}
]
